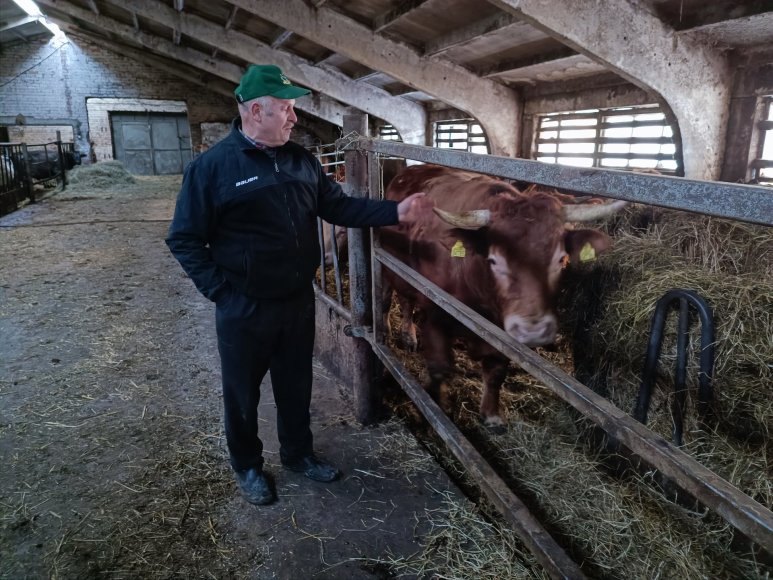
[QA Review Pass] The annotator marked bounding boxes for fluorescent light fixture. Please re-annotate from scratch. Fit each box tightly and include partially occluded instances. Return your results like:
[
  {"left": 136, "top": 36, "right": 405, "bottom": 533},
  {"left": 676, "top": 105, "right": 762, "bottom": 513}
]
[{"left": 12, "top": 0, "right": 65, "bottom": 37}]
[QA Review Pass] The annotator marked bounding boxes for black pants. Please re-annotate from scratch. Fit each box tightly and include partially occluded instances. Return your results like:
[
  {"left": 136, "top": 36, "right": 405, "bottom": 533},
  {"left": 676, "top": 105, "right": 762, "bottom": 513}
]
[{"left": 215, "top": 286, "right": 315, "bottom": 472}]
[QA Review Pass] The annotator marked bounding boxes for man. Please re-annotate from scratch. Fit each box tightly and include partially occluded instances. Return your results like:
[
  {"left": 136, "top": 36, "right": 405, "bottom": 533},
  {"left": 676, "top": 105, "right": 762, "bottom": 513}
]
[{"left": 166, "top": 64, "right": 427, "bottom": 506}]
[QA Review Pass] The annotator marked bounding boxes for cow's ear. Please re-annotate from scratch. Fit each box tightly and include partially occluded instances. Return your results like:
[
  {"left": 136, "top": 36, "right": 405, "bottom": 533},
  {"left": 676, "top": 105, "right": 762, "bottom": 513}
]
[
  {"left": 450, "top": 228, "right": 489, "bottom": 256},
  {"left": 564, "top": 229, "right": 611, "bottom": 264}
]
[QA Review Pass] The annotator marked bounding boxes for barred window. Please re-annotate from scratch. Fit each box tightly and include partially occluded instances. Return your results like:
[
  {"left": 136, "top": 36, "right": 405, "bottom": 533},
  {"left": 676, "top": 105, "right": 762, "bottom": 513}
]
[
  {"left": 753, "top": 97, "right": 773, "bottom": 184},
  {"left": 379, "top": 124, "right": 401, "bottom": 141},
  {"left": 434, "top": 119, "right": 489, "bottom": 154},
  {"left": 536, "top": 105, "right": 678, "bottom": 173}
]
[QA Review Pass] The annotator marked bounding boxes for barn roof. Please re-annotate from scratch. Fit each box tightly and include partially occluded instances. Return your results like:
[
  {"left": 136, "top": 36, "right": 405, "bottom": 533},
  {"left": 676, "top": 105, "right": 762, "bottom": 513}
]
[{"left": 3, "top": 0, "right": 770, "bottom": 114}]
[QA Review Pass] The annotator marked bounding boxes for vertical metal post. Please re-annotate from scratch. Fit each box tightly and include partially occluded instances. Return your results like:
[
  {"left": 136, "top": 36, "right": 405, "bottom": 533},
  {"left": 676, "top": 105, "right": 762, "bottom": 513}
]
[
  {"left": 56, "top": 131, "right": 67, "bottom": 191},
  {"left": 369, "top": 154, "right": 387, "bottom": 346},
  {"left": 344, "top": 112, "right": 378, "bottom": 424},
  {"left": 21, "top": 143, "right": 34, "bottom": 203}
]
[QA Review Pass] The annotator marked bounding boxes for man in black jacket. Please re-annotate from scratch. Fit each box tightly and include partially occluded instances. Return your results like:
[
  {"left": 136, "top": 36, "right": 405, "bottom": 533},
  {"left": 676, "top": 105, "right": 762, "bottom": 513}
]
[{"left": 166, "top": 64, "right": 427, "bottom": 505}]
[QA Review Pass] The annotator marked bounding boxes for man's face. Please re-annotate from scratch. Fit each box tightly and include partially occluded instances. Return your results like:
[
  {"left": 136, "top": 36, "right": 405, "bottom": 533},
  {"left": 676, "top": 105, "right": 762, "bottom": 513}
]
[{"left": 252, "top": 97, "right": 297, "bottom": 146}]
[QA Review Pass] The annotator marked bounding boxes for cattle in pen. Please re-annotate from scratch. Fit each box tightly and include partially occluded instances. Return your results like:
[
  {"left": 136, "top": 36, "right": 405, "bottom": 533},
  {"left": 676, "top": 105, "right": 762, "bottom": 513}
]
[{"left": 380, "top": 164, "right": 626, "bottom": 429}]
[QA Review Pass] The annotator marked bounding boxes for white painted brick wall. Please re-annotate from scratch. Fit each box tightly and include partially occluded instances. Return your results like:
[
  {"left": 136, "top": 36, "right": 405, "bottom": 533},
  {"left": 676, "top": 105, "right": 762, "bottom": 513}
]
[{"left": 0, "top": 34, "right": 234, "bottom": 163}]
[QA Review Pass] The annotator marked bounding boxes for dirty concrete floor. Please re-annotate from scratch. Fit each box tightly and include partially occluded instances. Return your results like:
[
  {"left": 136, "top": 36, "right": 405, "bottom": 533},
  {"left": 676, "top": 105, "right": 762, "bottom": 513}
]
[{"left": 0, "top": 179, "right": 463, "bottom": 579}]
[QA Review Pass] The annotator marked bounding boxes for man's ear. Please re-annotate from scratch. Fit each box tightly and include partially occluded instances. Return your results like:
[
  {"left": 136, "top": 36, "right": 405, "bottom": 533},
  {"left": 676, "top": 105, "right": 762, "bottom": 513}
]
[{"left": 251, "top": 102, "right": 261, "bottom": 121}]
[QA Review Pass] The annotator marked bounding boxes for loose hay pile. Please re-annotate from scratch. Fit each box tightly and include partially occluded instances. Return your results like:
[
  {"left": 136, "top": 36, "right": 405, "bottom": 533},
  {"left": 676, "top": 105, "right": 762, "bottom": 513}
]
[
  {"left": 381, "top": 205, "right": 772, "bottom": 579},
  {"left": 68, "top": 160, "right": 137, "bottom": 189},
  {"left": 64, "top": 161, "right": 180, "bottom": 200}
]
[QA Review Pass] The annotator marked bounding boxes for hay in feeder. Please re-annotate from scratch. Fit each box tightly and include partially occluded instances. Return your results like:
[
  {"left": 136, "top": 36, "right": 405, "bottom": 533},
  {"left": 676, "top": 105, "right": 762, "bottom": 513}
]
[
  {"left": 560, "top": 207, "right": 772, "bottom": 502},
  {"left": 379, "top": 205, "right": 772, "bottom": 578}
]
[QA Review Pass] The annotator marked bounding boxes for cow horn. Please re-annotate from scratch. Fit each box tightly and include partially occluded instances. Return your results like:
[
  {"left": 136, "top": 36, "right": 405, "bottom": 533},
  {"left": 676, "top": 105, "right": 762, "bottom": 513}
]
[
  {"left": 562, "top": 199, "right": 628, "bottom": 222},
  {"left": 433, "top": 207, "right": 491, "bottom": 229}
]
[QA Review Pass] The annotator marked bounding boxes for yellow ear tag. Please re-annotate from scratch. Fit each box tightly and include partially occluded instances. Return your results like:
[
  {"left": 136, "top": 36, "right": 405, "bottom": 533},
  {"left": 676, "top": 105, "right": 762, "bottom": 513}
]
[
  {"left": 451, "top": 240, "right": 466, "bottom": 258},
  {"left": 579, "top": 242, "right": 596, "bottom": 262}
]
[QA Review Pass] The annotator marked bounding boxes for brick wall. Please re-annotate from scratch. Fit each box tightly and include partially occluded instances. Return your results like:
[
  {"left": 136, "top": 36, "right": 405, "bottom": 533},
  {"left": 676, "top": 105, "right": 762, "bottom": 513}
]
[{"left": 0, "top": 33, "right": 234, "bottom": 163}]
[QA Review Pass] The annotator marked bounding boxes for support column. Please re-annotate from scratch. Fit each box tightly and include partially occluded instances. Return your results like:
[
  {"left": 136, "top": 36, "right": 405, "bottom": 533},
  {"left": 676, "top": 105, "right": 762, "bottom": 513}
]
[{"left": 344, "top": 112, "right": 379, "bottom": 424}]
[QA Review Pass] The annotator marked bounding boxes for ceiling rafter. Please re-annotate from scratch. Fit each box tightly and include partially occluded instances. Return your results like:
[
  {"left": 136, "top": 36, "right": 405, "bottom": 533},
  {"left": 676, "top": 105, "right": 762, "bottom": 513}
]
[
  {"left": 476, "top": 46, "right": 580, "bottom": 78},
  {"left": 131, "top": 11, "right": 140, "bottom": 31},
  {"left": 225, "top": 0, "right": 522, "bottom": 155},
  {"left": 37, "top": 0, "right": 426, "bottom": 140},
  {"left": 37, "top": 0, "right": 348, "bottom": 126},
  {"left": 108, "top": 0, "right": 426, "bottom": 140},
  {"left": 423, "top": 13, "right": 521, "bottom": 56},
  {"left": 372, "top": 0, "right": 428, "bottom": 33},
  {"left": 211, "top": 5, "right": 239, "bottom": 59},
  {"left": 1, "top": 15, "right": 39, "bottom": 32},
  {"left": 224, "top": 5, "right": 239, "bottom": 28},
  {"left": 270, "top": 29, "right": 294, "bottom": 49}
]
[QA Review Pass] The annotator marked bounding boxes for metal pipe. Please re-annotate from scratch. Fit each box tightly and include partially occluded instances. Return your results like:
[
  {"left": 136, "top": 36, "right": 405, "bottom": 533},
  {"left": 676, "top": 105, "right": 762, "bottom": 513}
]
[{"left": 346, "top": 139, "right": 773, "bottom": 227}]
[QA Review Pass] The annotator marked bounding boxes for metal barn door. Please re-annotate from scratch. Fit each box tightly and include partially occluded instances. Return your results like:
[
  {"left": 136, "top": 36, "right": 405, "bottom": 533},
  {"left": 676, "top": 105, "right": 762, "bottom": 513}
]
[{"left": 111, "top": 113, "right": 192, "bottom": 175}]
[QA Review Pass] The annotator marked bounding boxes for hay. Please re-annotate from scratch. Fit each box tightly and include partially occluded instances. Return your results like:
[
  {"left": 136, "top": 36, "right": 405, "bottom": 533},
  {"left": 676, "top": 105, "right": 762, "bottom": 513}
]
[
  {"left": 374, "top": 491, "right": 547, "bottom": 580},
  {"left": 560, "top": 207, "right": 772, "bottom": 496},
  {"left": 378, "top": 205, "right": 772, "bottom": 578},
  {"left": 68, "top": 160, "right": 137, "bottom": 188}
]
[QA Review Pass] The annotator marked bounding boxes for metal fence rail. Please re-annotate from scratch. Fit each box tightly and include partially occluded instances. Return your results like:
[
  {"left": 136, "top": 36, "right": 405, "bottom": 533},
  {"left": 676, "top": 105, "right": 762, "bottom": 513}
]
[
  {"left": 0, "top": 139, "right": 75, "bottom": 216},
  {"left": 334, "top": 131, "right": 773, "bottom": 571},
  {"left": 349, "top": 138, "right": 773, "bottom": 226}
]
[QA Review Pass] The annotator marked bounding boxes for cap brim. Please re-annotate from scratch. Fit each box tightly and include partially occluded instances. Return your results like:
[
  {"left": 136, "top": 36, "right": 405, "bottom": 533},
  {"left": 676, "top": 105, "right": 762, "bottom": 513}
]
[{"left": 271, "top": 86, "right": 311, "bottom": 99}]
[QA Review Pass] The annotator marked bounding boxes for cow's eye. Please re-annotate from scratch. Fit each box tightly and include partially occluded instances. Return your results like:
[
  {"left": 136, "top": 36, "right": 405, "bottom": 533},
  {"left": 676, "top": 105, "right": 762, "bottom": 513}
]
[{"left": 486, "top": 257, "right": 496, "bottom": 265}]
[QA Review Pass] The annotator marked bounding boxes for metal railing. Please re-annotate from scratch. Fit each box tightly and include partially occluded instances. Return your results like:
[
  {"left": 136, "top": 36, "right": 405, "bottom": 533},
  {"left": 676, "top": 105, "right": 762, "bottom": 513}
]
[
  {"left": 0, "top": 138, "right": 78, "bottom": 216},
  {"left": 335, "top": 132, "right": 773, "bottom": 574}
]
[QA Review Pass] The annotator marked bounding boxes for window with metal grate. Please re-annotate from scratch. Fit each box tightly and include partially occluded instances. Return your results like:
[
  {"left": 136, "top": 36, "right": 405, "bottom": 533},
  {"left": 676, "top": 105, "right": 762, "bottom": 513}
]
[
  {"left": 434, "top": 119, "right": 489, "bottom": 154},
  {"left": 378, "top": 125, "right": 402, "bottom": 141},
  {"left": 536, "top": 105, "right": 678, "bottom": 174}
]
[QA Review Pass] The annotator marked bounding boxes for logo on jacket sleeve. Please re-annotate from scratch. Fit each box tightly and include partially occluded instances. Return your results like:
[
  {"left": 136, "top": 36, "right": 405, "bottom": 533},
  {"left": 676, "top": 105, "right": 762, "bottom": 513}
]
[{"left": 235, "top": 175, "right": 259, "bottom": 187}]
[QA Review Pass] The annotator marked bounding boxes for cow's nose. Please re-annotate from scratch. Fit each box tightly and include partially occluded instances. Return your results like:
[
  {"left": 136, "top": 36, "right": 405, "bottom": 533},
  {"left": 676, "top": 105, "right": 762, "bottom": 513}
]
[{"left": 503, "top": 314, "right": 557, "bottom": 347}]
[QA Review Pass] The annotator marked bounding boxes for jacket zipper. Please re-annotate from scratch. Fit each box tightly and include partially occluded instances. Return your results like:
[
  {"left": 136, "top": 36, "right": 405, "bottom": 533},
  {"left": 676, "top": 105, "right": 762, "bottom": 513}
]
[{"left": 272, "top": 151, "right": 301, "bottom": 266}]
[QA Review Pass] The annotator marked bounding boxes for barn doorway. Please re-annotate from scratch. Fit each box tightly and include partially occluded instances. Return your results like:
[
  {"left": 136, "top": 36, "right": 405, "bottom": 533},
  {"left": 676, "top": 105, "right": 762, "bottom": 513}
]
[{"left": 111, "top": 112, "right": 191, "bottom": 175}]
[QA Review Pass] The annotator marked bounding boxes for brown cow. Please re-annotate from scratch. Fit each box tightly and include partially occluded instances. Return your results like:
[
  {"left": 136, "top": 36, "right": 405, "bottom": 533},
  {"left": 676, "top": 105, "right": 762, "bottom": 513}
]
[{"left": 380, "top": 164, "right": 625, "bottom": 429}]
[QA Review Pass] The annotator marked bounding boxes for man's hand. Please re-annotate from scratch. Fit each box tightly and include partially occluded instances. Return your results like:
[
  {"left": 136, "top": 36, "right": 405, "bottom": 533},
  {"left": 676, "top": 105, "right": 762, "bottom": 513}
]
[{"left": 396, "top": 192, "right": 433, "bottom": 224}]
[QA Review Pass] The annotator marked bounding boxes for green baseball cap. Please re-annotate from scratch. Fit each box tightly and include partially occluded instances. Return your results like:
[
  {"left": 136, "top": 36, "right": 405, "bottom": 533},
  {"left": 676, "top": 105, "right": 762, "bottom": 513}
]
[{"left": 234, "top": 64, "right": 311, "bottom": 102}]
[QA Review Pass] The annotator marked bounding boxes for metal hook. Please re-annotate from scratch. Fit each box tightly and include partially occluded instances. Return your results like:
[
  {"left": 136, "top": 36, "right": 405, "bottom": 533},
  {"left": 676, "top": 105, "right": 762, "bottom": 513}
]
[{"left": 632, "top": 289, "right": 715, "bottom": 445}]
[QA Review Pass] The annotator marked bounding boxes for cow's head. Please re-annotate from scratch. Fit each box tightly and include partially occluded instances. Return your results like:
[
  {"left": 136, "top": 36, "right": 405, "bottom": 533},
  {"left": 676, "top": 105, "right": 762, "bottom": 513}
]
[{"left": 433, "top": 193, "right": 624, "bottom": 346}]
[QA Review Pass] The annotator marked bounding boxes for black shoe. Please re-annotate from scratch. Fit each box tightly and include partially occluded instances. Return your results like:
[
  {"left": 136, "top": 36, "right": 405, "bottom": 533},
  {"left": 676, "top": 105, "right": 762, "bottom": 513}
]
[
  {"left": 282, "top": 455, "right": 341, "bottom": 482},
  {"left": 234, "top": 467, "right": 275, "bottom": 505}
]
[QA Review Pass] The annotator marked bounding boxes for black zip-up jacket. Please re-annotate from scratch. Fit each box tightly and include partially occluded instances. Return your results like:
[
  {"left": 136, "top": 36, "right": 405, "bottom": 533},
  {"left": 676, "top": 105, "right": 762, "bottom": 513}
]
[{"left": 166, "top": 119, "right": 398, "bottom": 301}]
